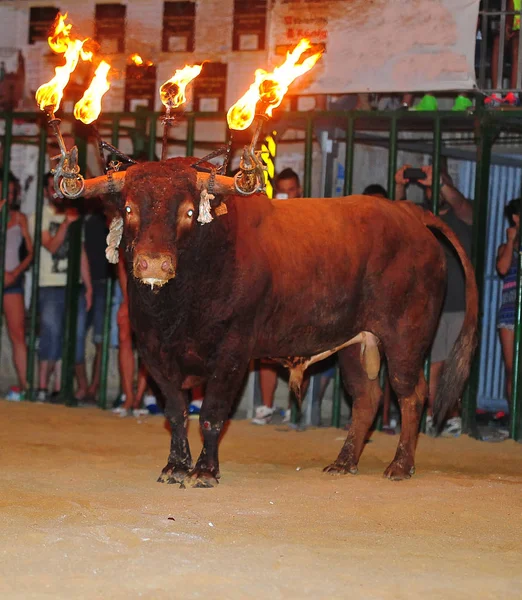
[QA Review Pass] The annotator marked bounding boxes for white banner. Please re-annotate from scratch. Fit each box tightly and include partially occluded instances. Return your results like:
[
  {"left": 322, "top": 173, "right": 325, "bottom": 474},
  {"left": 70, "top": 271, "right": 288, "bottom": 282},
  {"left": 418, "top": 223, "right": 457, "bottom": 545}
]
[{"left": 268, "top": 0, "right": 480, "bottom": 94}]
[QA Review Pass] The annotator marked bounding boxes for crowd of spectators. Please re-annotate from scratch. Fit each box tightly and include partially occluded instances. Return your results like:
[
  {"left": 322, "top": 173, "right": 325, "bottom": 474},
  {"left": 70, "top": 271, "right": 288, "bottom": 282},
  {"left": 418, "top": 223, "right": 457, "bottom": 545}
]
[{"left": 0, "top": 152, "right": 519, "bottom": 436}]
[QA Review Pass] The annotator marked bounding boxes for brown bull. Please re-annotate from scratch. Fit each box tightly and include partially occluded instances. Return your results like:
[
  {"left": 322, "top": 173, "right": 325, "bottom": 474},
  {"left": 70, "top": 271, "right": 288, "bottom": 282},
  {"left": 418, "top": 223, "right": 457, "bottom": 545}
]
[{"left": 85, "top": 157, "right": 478, "bottom": 487}]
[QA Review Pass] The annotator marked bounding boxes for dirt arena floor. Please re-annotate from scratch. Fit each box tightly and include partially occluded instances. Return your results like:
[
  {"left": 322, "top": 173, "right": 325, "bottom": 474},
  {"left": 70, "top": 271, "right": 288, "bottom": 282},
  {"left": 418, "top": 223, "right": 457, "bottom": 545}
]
[{"left": 1, "top": 401, "right": 522, "bottom": 599}]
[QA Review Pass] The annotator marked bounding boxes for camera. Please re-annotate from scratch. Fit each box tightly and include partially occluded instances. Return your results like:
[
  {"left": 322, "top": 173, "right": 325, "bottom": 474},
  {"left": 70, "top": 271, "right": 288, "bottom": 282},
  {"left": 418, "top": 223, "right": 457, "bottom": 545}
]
[{"left": 403, "top": 168, "right": 426, "bottom": 182}]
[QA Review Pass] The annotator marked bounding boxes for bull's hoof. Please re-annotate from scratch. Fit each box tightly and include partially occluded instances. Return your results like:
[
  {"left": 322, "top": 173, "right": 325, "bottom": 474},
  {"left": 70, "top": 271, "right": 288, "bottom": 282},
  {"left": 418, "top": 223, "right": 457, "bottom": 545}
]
[
  {"left": 383, "top": 462, "right": 415, "bottom": 481},
  {"left": 157, "top": 463, "right": 191, "bottom": 484},
  {"left": 182, "top": 469, "right": 220, "bottom": 489},
  {"left": 323, "top": 462, "right": 358, "bottom": 475}
]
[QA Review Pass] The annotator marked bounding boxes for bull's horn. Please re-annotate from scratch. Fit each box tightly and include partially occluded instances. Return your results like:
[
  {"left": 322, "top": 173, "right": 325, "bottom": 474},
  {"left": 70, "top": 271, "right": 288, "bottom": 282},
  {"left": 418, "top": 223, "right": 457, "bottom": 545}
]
[
  {"left": 61, "top": 170, "right": 127, "bottom": 199},
  {"left": 196, "top": 172, "right": 237, "bottom": 195}
]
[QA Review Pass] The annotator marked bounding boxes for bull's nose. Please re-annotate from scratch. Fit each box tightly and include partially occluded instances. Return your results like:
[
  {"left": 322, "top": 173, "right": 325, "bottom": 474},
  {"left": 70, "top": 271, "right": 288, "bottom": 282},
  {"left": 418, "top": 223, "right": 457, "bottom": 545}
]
[{"left": 134, "top": 253, "right": 175, "bottom": 287}]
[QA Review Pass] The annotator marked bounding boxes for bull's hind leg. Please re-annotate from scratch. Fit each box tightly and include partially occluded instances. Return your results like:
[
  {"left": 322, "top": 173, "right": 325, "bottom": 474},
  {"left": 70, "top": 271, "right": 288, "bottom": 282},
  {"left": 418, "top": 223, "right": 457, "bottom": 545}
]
[
  {"left": 384, "top": 368, "right": 427, "bottom": 480},
  {"left": 324, "top": 344, "right": 382, "bottom": 475}
]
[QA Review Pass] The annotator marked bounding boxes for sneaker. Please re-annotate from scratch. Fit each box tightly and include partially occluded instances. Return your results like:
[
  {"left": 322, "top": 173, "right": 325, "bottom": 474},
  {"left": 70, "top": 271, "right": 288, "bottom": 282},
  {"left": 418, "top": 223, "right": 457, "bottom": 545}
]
[
  {"left": 132, "top": 408, "right": 149, "bottom": 417},
  {"left": 252, "top": 405, "right": 275, "bottom": 425},
  {"left": 144, "top": 393, "right": 161, "bottom": 415},
  {"left": 188, "top": 400, "right": 203, "bottom": 419},
  {"left": 425, "top": 415, "right": 437, "bottom": 437},
  {"left": 6, "top": 386, "right": 22, "bottom": 401},
  {"left": 441, "top": 416, "right": 462, "bottom": 438},
  {"left": 282, "top": 408, "right": 291, "bottom": 423},
  {"left": 35, "top": 388, "right": 48, "bottom": 403},
  {"left": 112, "top": 406, "right": 130, "bottom": 417}
]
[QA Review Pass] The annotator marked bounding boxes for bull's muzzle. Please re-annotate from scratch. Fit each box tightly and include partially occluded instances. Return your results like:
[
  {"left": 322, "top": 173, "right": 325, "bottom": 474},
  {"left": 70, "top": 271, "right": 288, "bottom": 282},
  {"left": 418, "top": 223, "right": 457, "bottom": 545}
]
[{"left": 134, "top": 253, "right": 176, "bottom": 288}]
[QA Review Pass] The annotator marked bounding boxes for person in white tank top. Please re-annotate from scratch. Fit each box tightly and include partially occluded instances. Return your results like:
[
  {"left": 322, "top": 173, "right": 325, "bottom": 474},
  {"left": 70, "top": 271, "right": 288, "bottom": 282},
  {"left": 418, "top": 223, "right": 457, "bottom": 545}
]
[{"left": 0, "top": 173, "right": 33, "bottom": 398}]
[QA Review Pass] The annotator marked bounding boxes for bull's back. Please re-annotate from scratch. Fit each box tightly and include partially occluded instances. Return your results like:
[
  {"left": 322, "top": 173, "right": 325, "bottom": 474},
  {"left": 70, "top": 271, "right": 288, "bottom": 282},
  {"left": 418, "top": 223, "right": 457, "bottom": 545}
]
[{"left": 233, "top": 195, "right": 446, "bottom": 354}]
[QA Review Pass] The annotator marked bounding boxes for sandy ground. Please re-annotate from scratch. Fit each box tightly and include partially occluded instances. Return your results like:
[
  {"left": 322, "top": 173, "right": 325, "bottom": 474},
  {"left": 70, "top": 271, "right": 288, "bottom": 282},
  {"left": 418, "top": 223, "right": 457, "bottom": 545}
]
[{"left": 1, "top": 401, "right": 522, "bottom": 599}]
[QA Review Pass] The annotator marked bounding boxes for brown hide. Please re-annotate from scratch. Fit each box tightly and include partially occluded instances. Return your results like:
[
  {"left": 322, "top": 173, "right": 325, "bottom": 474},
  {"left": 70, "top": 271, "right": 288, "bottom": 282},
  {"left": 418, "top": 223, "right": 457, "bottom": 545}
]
[{"left": 115, "top": 159, "right": 478, "bottom": 486}]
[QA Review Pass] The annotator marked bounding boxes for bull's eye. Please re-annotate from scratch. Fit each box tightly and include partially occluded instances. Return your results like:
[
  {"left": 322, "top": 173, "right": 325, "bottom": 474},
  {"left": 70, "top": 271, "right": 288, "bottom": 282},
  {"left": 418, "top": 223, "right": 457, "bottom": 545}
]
[
  {"left": 187, "top": 209, "right": 194, "bottom": 218},
  {"left": 125, "top": 206, "right": 132, "bottom": 214}
]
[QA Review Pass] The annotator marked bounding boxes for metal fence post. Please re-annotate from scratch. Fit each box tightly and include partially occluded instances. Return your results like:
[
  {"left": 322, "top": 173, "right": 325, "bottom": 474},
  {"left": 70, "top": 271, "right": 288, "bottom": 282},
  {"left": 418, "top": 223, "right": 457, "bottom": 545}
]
[
  {"left": 464, "top": 115, "right": 493, "bottom": 437},
  {"left": 98, "top": 116, "right": 120, "bottom": 410},
  {"left": 26, "top": 122, "right": 47, "bottom": 399},
  {"left": 331, "top": 115, "right": 355, "bottom": 428}
]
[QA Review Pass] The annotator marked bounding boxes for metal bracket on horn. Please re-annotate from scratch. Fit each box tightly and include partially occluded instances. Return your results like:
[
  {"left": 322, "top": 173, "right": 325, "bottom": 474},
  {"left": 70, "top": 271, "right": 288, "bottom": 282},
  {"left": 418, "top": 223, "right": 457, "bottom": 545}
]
[{"left": 43, "top": 106, "right": 85, "bottom": 199}]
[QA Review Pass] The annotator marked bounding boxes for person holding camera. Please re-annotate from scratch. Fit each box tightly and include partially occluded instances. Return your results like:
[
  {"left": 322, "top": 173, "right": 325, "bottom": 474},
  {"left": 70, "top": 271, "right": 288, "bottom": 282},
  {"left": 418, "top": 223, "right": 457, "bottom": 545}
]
[
  {"left": 0, "top": 172, "right": 33, "bottom": 400},
  {"left": 395, "top": 162, "right": 473, "bottom": 437}
]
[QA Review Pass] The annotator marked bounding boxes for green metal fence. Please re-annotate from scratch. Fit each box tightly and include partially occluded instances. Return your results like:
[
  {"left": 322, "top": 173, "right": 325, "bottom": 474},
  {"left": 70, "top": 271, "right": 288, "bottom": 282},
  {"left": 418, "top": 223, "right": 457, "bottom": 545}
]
[{"left": 1, "top": 107, "right": 521, "bottom": 439}]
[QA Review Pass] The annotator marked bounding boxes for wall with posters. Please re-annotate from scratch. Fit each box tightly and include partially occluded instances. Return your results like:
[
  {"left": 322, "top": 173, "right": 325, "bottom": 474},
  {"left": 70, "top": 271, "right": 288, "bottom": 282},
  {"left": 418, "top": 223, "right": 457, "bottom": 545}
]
[{"left": 0, "top": 0, "right": 479, "bottom": 115}]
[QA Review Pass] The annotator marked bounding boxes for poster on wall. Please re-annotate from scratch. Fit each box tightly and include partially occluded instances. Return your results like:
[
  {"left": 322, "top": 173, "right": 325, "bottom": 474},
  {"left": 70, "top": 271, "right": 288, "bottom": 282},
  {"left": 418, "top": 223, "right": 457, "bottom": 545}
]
[
  {"left": 162, "top": 1, "right": 196, "bottom": 52},
  {"left": 192, "top": 62, "right": 227, "bottom": 112},
  {"left": 267, "top": 0, "right": 481, "bottom": 93},
  {"left": 28, "top": 6, "right": 59, "bottom": 45},
  {"left": 232, "top": 0, "right": 267, "bottom": 51},
  {"left": 95, "top": 3, "right": 126, "bottom": 54}
]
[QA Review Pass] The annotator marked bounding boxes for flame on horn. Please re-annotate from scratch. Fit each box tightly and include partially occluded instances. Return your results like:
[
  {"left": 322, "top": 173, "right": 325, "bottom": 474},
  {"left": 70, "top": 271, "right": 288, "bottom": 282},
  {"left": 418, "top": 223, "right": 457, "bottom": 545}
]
[
  {"left": 159, "top": 64, "right": 202, "bottom": 109},
  {"left": 227, "top": 38, "right": 322, "bottom": 131},
  {"left": 35, "top": 12, "right": 93, "bottom": 112},
  {"left": 73, "top": 61, "right": 111, "bottom": 124}
]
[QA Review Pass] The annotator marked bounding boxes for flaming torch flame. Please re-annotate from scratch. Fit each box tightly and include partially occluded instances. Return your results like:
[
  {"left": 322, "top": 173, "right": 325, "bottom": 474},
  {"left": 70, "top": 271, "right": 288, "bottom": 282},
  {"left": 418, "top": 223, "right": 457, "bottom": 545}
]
[
  {"left": 227, "top": 39, "right": 322, "bottom": 131},
  {"left": 159, "top": 64, "right": 202, "bottom": 110},
  {"left": 73, "top": 61, "right": 111, "bottom": 124},
  {"left": 129, "top": 53, "right": 153, "bottom": 67},
  {"left": 35, "top": 13, "right": 93, "bottom": 112}
]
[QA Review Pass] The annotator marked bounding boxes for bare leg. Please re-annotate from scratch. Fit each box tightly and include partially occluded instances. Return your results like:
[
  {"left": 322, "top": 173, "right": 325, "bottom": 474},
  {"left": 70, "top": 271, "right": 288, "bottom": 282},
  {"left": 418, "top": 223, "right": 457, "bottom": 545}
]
[
  {"left": 4, "top": 293, "right": 27, "bottom": 389},
  {"left": 118, "top": 302, "right": 135, "bottom": 410},
  {"left": 259, "top": 364, "right": 278, "bottom": 408},
  {"left": 38, "top": 360, "right": 54, "bottom": 391},
  {"left": 87, "top": 343, "right": 102, "bottom": 398},
  {"left": 133, "top": 363, "right": 148, "bottom": 409},
  {"left": 74, "top": 362, "right": 89, "bottom": 399}
]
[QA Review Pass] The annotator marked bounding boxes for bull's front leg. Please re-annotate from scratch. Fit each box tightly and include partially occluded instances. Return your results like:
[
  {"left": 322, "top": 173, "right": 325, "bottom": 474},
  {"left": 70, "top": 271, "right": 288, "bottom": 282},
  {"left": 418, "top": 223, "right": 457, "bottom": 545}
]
[
  {"left": 157, "top": 389, "right": 193, "bottom": 484},
  {"left": 184, "top": 349, "right": 250, "bottom": 489},
  {"left": 145, "top": 368, "right": 193, "bottom": 484}
]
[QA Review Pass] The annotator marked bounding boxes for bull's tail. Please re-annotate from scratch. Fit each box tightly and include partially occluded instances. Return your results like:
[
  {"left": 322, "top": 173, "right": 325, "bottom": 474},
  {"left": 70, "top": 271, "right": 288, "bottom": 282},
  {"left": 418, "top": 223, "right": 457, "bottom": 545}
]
[{"left": 422, "top": 211, "right": 479, "bottom": 428}]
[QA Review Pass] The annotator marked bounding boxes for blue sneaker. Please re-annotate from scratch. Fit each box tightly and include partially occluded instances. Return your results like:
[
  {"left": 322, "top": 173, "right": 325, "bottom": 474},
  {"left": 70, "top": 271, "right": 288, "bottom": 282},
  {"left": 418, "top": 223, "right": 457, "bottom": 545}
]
[
  {"left": 144, "top": 394, "right": 161, "bottom": 415},
  {"left": 189, "top": 400, "right": 202, "bottom": 419}
]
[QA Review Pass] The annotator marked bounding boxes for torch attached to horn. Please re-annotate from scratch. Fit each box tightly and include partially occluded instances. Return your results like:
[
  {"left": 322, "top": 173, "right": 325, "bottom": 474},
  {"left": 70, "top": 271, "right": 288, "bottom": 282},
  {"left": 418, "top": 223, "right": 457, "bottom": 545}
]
[
  {"left": 227, "top": 38, "right": 322, "bottom": 196},
  {"left": 35, "top": 13, "right": 94, "bottom": 199},
  {"left": 159, "top": 64, "right": 202, "bottom": 161}
]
